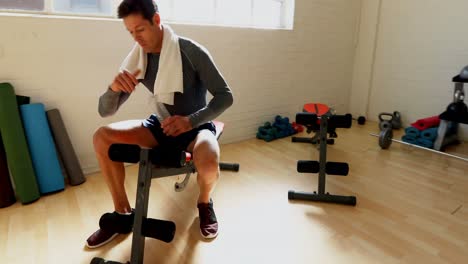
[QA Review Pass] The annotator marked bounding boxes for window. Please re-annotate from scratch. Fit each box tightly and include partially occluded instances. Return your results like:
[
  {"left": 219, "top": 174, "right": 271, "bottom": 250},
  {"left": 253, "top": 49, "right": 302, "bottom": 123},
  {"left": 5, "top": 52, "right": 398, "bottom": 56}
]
[
  {"left": 0, "top": 0, "right": 115, "bottom": 17},
  {"left": 159, "top": 0, "right": 295, "bottom": 29},
  {"left": 0, "top": 0, "right": 294, "bottom": 29}
]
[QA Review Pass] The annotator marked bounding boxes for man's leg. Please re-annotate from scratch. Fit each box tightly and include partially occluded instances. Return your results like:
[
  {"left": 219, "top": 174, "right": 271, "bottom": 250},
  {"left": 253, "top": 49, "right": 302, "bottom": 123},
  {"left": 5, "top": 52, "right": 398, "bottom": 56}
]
[
  {"left": 188, "top": 130, "right": 220, "bottom": 238},
  {"left": 87, "top": 119, "right": 158, "bottom": 248},
  {"left": 188, "top": 130, "right": 220, "bottom": 203}
]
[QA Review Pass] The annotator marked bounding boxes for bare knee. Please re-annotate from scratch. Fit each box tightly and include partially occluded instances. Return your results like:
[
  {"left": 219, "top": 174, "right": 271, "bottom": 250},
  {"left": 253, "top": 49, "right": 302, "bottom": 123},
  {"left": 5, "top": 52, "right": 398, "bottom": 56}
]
[
  {"left": 195, "top": 150, "right": 219, "bottom": 177},
  {"left": 93, "top": 126, "right": 111, "bottom": 156}
]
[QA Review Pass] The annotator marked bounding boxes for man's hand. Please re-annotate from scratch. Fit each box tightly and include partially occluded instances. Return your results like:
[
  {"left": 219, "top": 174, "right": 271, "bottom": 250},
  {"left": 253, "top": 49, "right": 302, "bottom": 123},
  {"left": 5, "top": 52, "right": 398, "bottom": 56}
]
[
  {"left": 110, "top": 69, "right": 141, "bottom": 93},
  {"left": 161, "top": 115, "right": 192, "bottom": 137}
]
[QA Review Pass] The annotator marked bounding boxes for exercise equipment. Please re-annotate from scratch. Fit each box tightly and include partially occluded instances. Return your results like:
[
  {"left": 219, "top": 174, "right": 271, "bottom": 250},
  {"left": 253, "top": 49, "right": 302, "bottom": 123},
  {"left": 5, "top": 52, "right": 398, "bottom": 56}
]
[
  {"left": 292, "top": 103, "right": 337, "bottom": 144},
  {"left": 20, "top": 103, "right": 65, "bottom": 194},
  {"left": 257, "top": 115, "right": 297, "bottom": 142},
  {"left": 91, "top": 121, "right": 239, "bottom": 264},
  {"left": 370, "top": 133, "right": 468, "bottom": 162},
  {"left": 289, "top": 104, "right": 356, "bottom": 206},
  {"left": 434, "top": 66, "right": 468, "bottom": 150},
  {"left": 0, "top": 83, "right": 40, "bottom": 204},
  {"left": 0, "top": 133, "right": 16, "bottom": 208},
  {"left": 47, "top": 109, "right": 86, "bottom": 186},
  {"left": 378, "top": 111, "right": 402, "bottom": 131},
  {"left": 356, "top": 116, "right": 367, "bottom": 125}
]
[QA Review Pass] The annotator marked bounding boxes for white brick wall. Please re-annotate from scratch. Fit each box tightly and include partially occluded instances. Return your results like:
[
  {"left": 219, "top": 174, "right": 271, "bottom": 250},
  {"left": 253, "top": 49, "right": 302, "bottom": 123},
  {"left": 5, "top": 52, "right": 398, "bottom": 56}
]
[{"left": 0, "top": 0, "right": 362, "bottom": 174}]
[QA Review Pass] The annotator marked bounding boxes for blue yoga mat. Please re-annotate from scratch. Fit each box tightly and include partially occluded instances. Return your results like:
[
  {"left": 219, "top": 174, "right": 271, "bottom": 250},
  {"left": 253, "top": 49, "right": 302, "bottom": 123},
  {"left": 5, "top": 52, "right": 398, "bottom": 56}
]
[
  {"left": 417, "top": 138, "right": 434, "bottom": 149},
  {"left": 420, "top": 127, "right": 438, "bottom": 141},
  {"left": 404, "top": 126, "right": 420, "bottom": 138},
  {"left": 20, "top": 103, "right": 65, "bottom": 194},
  {"left": 401, "top": 135, "right": 418, "bottom": 145}
]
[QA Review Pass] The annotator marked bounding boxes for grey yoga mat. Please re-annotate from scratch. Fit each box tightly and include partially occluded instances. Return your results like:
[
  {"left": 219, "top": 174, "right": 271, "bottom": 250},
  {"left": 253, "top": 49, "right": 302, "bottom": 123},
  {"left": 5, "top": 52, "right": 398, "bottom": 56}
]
[{"left": 46, "top": 109, "right": 86, "bottom": 186}]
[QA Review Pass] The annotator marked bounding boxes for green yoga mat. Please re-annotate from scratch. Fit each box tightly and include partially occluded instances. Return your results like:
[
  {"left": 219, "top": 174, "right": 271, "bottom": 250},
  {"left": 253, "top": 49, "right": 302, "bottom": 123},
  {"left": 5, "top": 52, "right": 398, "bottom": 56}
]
[
  {"left": 0, "top": 133, "right": 16, "bottom": 208},
  {"left": 0, "top": 83, "right": 40, "bottom": 204}
]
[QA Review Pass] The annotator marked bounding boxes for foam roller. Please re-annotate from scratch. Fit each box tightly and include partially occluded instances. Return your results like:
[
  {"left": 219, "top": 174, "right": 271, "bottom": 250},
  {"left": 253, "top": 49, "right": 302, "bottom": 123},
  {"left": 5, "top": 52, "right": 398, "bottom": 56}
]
[
  {"left": 296, "top": 113, "right": 318, "bottom": 126},
  {"left": 142, "top": 218, "right": 176, "bottom": 243},
  {"left": 297, "top": 160, "right": 320, "bottom": 173},
  {"left": 329, "top": 114, "right": 353, "bottom": 128},
  {"left": 326, "top": 162, "right": 349, "bottom": 176},
  {"left": 20, "top": 103, "right": 65, "bottom": 194},
  {"left": 46, "top": 109, "right": 85, "bottom": 186},
  {"left": 0, "top": 83, "right": 40, "bottom": 204},
  {"left": 0, "top": 134, "right": 16, "bottom": 208}
]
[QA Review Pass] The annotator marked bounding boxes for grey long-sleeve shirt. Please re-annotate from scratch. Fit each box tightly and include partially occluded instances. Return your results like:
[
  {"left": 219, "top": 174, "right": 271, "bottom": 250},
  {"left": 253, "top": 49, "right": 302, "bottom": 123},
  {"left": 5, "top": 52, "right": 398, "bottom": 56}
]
[{"left": 98, "top": 37, "right": 233, "bottom": 128}]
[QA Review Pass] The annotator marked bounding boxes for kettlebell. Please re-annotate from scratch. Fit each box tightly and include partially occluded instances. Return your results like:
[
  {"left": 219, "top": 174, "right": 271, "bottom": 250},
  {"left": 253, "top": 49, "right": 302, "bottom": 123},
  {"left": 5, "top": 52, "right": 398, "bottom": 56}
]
[
  {"left": 391, "top": 111, "right": 402, "bottom": 129},
  {"left": 378, "top": 113, "right": 394, "bottom": 131},
  {"left": 378, "top": 111, "right": 402, "bottom": 131}
]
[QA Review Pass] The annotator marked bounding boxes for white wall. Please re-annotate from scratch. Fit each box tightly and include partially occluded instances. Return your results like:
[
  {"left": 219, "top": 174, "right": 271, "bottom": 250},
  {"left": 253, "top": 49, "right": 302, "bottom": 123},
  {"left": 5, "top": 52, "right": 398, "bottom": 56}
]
[
  {"left": 352, "top": 0, "right": 468, "bottom": 139},
  {"left": 0, "top": 0, "right": 361, "bottom": 174}
]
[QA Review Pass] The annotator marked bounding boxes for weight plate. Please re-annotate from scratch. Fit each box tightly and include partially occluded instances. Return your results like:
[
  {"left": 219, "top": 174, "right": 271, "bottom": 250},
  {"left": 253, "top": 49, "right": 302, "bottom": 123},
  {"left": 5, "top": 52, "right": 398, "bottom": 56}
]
[{"left": 379, "top": 129, "right": 393, "bottom": 149}]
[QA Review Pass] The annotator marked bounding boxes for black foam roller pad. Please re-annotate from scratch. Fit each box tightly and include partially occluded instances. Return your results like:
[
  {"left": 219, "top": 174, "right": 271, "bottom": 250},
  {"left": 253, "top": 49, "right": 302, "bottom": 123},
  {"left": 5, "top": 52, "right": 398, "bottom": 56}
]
[
  {"left": 297, "top": 160, "right": 320, "bottom": 173},
  {"left": 329, "top": 114, "right": 353, "bottom": 128},
  {"left": 295, "top": 113, "right": 318, "bottom": 126},
  {"left": 326, "top": 162, "right": 349, "bottom": 176}
]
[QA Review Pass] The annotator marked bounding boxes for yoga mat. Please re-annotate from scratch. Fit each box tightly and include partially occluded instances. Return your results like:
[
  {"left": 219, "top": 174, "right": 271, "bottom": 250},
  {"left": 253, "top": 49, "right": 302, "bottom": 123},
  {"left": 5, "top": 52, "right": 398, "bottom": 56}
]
[
  {"left": 401, "top": 135, "right": 418, "bottom": 145},
  {"left": 411, "top": 116, "right": 440, "bottom": 131},
  {"left": 420, "top": 127, "right": 438, "bottom": 141},
  {"left": 20, "top": 103, "right": 65, "bottom": 194},
  {"left": 46, "top": 109, "right": 86, "bottom": 186},
  {"left": 0, "top": 83, "right": 40, "bottom": 204},
  {"left": 404, "top": 126, "right": 420, "bottom": 138},
  {"left": 0, "top": 133, "right": 16, "bottom": 208},
  {"left": 416, "top": 138, "right": 434, "bottom": 149},
  {"left": 16, "top": 95, "right": 30, "bottom": 106}
]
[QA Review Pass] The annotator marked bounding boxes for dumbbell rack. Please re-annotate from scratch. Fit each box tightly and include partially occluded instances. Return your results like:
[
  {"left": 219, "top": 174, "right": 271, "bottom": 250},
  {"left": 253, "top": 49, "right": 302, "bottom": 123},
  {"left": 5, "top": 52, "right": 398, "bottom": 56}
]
[{"left": 289, "top": 112, "right": 356, "bottom": 206}]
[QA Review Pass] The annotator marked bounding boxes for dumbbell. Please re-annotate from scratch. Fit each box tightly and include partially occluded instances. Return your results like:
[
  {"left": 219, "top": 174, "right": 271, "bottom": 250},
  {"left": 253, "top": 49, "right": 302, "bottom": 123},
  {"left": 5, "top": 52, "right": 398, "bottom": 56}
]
[{"left": 353, "top": 116, "right": 366, "bottom": 125}]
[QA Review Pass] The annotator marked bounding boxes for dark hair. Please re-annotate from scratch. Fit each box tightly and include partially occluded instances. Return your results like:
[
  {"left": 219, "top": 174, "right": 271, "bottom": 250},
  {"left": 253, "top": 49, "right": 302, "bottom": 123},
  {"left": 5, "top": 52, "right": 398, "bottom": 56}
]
[{"left": 118, "top": 0, "right": 159, "bottom": 22}]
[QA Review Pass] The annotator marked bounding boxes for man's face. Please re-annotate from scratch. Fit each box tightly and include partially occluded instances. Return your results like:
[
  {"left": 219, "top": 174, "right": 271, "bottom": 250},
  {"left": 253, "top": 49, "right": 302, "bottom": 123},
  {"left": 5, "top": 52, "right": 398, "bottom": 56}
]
[{"left": 123, "top": 13, "right": 161, "bottom": 53}]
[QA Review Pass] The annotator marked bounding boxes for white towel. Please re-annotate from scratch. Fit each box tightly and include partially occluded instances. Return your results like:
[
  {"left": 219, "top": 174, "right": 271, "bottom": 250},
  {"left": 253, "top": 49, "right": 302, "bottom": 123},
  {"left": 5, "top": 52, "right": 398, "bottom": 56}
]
[{"left": 119, "top": 24, "right": 183, "bottom": 105}]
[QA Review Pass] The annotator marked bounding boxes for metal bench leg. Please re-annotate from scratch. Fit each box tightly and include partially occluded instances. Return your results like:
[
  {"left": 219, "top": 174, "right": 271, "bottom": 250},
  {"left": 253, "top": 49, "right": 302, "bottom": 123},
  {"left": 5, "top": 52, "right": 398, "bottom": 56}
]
[{"left": 130, "top": 149, "right": 153, "bottom": 264}]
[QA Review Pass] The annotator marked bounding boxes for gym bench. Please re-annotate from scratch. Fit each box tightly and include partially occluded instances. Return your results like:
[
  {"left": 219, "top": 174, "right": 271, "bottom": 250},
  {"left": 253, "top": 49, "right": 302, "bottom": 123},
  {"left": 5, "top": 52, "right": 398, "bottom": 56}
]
[
  {"left": 289, "top": 104, "right": 357, "bottom": 206},
  {"left": 91, "top": 121, "right": 239, "bottom": 264}
]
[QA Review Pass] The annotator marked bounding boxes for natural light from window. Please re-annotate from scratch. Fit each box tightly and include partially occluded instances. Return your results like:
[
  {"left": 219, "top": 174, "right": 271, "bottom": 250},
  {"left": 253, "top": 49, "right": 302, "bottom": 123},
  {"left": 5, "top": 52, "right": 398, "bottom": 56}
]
[{"left": 0, "top": 0, "right": 294, "bottom": 30}]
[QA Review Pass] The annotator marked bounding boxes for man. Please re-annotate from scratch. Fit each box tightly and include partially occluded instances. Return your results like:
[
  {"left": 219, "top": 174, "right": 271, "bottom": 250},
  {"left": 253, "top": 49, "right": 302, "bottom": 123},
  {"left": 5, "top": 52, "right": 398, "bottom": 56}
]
[{"left": 86, "top": 0, "right": 233, "bottom": 248}]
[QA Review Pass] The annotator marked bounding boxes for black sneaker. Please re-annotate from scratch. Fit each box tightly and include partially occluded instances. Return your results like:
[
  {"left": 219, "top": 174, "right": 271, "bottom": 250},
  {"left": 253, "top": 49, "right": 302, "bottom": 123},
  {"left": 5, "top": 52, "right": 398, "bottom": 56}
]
[
  {"left": 197, "top": 199, "right": 218, "bottom": 239},
  {"left": 85, "top": 228, "right": 119, "bottom": 249},
  {"left": 85, "top": 210, "right": 134, "bottom": 249}
]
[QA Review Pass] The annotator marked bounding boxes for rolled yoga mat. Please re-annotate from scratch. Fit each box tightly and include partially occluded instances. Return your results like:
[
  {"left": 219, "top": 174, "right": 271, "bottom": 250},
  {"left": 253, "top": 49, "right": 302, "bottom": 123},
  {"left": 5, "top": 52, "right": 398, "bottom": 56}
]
[
  {"left": 404, "top": 126, "right": 420, "bottom": 138},
  {"left": 0, "top": 83, "right": 40, "bottom": 204},
  {"left": 20, "top": 103, "right": 65, "bottom": 194},
  {"left": 0, "top": 133, "right": 16, "bottom": 208},
  {"left": 420, "top": 127, "right": 438, "bottom": 141},
  {"left": 46, "top": 109, "right": 85, "bottom": 186},
  {"left": 416, "top": 138, "right": 434, "bottom": 149},
  {"left": 401, "top": 135, "right": 418, "bottom": 145},
  {"left": 411, "top": 116, "right": 440, "bottom": 131}
]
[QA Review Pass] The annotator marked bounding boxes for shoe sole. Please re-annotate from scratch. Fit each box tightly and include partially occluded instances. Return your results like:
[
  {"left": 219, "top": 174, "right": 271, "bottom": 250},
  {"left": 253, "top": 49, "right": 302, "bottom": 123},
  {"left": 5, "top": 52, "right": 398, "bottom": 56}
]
[
  {"left": 200, "top": 229, "right": 218, "bottom": 239},
  {"left": 85, "top": 233, "right": 119, "bottom": 249}
]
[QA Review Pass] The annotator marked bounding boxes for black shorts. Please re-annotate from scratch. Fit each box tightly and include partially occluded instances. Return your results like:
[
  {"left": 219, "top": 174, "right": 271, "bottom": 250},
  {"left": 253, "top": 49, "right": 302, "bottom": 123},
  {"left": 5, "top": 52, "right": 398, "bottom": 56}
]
[{"left": 142, "top": 114, "right": 216, "bottom": 151}]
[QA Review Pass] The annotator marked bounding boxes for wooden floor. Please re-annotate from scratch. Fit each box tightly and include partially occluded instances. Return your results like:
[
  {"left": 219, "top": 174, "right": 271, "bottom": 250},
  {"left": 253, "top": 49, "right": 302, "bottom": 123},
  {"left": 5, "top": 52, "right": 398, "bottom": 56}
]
[{"left": 1, "top": 121, "right": 467, "bottom": 264}]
